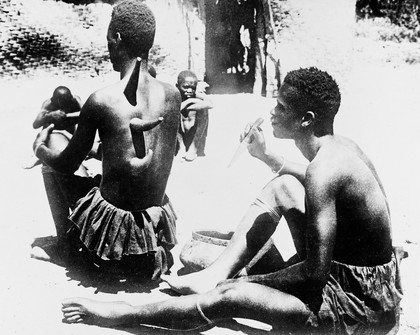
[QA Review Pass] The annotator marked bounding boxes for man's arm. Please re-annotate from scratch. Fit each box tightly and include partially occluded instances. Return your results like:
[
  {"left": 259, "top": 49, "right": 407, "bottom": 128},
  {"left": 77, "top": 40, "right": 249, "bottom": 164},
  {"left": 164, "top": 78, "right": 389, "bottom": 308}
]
[
  {"left": 241, "top": 161, "right": 338, "bottom": 296},
  {"left": 73, "top": 95, "right": 83, "bottom": 110},
  {"left": 242, "top": 126, "right": 308, "bottom": 184},
  {"left": 34, "top": 94, "right": 99, "bottom": 174},
  {"left": 181, "top": 93, "right": 213, "bottom": 112},
  {"left": 33, "top": 100, "right": 65, "bottom": 129}
]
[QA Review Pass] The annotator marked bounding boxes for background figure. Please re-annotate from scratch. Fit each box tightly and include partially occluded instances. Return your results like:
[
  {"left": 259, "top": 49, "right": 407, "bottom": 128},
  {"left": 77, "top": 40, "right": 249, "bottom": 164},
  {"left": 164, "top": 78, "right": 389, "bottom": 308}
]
[
  {"left": 34, "top": 0, "right": 180, "bottom": 280},
  {"left": 29, "top": 86, "right": 101, "bottom": 263},
  {"left": 176, "top": 70, "right": 213, "bottom": 161},
  {"left": 25, "top": 86, "right": 83, "bottom": 169}
]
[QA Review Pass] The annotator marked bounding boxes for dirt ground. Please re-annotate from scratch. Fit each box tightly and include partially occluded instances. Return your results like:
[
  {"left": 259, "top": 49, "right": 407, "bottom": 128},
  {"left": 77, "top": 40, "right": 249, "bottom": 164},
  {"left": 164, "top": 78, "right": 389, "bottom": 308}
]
[{"left": 0, "top": 0, "right": 419, "bottom": 334}]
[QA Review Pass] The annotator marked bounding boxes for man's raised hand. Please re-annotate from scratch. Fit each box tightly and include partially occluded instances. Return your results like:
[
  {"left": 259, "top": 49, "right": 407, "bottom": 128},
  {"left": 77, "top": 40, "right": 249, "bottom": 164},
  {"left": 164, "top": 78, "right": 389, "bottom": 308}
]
[
  {"left": 129, "top": 117, "right": 163, "bottom": 175},
  {"left": 33, "top": 124, "right": 54, "bottom": 156}
]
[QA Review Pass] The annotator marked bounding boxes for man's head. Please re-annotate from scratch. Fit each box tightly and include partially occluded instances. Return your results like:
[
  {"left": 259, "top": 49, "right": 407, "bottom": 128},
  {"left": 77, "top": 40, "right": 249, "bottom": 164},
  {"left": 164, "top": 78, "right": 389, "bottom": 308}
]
[
  {"left": 107, "top": 0, "right": 156, "bottom": 70},
  {"left": 51, "top": 86, "right": 73, "bottom": 109},
  {"left": 271, "top": 67, "right": 341, "bottom": 138},
  {"left": 176, "top": 70, "right": 198, "bottom": 100}
]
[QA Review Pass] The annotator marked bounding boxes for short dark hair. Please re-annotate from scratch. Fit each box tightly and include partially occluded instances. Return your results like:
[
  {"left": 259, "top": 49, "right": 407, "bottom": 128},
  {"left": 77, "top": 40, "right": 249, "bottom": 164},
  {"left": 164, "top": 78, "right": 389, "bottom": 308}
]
[
  {"left": 283, "top": 67, "right": 341, "bottom": 122},
  {"left": 109, "top": 0, "right": 156, "bottom": 58},
  {"left": 52, "top": 86, "right": 72, "bottom": 106},
  {"left": 177, "top": 70, "right": 198, "bottom": 84}
]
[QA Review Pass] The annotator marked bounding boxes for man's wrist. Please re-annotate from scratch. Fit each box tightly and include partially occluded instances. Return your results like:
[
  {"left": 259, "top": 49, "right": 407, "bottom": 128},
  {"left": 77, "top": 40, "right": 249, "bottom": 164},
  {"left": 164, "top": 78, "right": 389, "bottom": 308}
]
[
  {"left": 272, "top": 156, "right": 286, "bottom": 175},
  {"left": 34, "top": 142, "right": 46, "bottom": 157}
]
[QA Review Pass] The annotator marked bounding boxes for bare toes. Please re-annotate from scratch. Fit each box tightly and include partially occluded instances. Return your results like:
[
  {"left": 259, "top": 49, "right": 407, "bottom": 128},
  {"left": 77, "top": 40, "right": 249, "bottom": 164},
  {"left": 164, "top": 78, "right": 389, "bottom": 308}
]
[{"left": 65, "top": 315, "right": 83, "bottom": 323}]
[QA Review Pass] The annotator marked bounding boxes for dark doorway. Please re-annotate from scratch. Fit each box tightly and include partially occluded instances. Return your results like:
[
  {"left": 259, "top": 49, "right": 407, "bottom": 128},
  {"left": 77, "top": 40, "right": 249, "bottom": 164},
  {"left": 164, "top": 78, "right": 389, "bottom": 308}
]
[{"left": 204, "top": 0, "right": 256, "bottom": 94}]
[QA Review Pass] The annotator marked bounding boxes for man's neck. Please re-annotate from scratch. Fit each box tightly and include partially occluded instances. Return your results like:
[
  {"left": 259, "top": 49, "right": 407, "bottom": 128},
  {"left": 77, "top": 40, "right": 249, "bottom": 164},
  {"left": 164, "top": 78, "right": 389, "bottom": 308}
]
[
  {"left": 120, "top": 57, "right": 149, "bottom": 79},
  {"left": 295, "top": 134, "right": 335, "bottom": 161}
]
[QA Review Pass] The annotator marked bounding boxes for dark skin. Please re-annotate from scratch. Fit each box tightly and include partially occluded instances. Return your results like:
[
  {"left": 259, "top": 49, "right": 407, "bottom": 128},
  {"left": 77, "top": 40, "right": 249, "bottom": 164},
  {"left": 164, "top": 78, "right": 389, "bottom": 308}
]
[
  {"left": 60, "top": 82, "right": 393, "bottom": 331},
  {"left": 28, "top": 88, "right": 102, "bottom": 256},
  {"left": 176, "top": 74, "right": 212, "bottom": 161},
  {"left": 35, "top": 28, "right": 180, "bottom": 211},
  {"left": 33, "top": 91, "right": 82, "bottom": 132},
  {"left": 25, "top": 89, "right": 84, "bottom": 170}
]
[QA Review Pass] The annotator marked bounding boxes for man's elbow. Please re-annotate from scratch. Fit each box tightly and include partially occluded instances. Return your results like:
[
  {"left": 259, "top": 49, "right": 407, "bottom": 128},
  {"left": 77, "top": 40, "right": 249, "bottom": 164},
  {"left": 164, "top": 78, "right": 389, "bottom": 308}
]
[
  {"left": 50, "top": 160, "right": 80, "bottom": 175},
  {"left": 33, "top": 121, "right": 42, "bottom": 129}
]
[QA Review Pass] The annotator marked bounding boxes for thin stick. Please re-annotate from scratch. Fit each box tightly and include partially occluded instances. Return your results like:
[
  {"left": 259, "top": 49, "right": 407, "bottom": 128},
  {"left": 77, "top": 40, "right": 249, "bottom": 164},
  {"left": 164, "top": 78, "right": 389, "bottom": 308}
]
[{"left": 228, "top": 117, "right": 264, "bottom": 168}]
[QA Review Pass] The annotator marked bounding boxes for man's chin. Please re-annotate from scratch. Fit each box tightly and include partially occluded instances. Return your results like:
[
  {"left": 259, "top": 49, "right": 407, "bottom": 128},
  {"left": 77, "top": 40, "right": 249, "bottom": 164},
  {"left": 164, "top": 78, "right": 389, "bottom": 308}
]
[
  {"left": 272, "top": 128, "right": 289, "bottom": 139},
  {"left": 272, "top": 126, "right": 282, "bottom": 138}
]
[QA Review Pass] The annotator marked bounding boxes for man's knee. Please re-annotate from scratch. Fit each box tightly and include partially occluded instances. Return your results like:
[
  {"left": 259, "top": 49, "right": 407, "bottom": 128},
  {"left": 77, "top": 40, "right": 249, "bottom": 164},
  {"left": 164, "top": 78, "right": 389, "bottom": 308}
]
[
  {"left": 213, "top": 281, "right": 248, "bottom": 305},
  {"left": 260, "top": 175, "right": 305, "bottom": 211}
]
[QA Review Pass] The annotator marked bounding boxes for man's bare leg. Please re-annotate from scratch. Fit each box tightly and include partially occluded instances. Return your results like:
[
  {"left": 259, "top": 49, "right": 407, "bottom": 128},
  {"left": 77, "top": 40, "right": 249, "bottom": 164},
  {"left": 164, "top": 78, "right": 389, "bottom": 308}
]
[
  {"left": 62, "top": 281, "right": 310, "bottom": 331},
  {"left": 185, "top": 110, "right": 208, "bottom": 161},
  {"left": 162, "top": 175, "right": 306, "bottom": 294}
]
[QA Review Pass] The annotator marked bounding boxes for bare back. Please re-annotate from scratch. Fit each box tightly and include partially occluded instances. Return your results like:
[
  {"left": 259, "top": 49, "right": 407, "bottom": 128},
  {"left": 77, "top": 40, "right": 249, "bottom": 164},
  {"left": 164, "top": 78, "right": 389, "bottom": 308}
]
[
  {"left": 309, "top": 136, "right": 392, "bottom": 266},
  {"left": 89, "top": 74, "right": 180, "bottom": 210}
]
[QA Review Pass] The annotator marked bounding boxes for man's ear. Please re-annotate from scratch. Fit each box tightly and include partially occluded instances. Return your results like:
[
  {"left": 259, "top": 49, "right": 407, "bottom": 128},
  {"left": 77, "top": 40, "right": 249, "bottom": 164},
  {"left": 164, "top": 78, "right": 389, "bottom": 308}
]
[
  {"left": 115, "top": 32, "right": 122, "bottom": 47},
  {"left": 301, "top": 111, "right": 315, "bottom": 128}
]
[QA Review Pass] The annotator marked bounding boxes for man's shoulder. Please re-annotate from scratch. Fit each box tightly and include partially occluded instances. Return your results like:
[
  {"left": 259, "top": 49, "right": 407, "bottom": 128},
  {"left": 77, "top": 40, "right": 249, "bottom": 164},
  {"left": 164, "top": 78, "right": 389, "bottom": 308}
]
[
  {"left": 307, "top": 142, "right": 352, "bottom": 183},
  {"left": 85, "top": 83, "right": 122, "bottom": 107},
  {"left": 155, "top": 79, "right": 180, "bottom": 96},
  {"left": 42, "top": 98, "right": 55, "bottom": 111},
  {"left": 307, "top": 139, "right": 370, "bottom": 187}
]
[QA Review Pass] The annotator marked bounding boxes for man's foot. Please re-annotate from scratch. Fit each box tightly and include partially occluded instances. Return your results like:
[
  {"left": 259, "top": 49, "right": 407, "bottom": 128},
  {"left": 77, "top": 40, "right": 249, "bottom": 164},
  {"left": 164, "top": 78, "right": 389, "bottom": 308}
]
[
  {"left": 30, "top": 237, "right": 68, "bottom": 267},
  {"left": 22, "top": 156, "right": 41, "bottom": 169},
  {"left": 184, "top": 151, "right": 198, "bottom": 162},
  {"left": 161, "top": 271, "right": 221, "bottom": 295},
  {"left": 62, "top": 298, "right": 133, "bottom": 327}
]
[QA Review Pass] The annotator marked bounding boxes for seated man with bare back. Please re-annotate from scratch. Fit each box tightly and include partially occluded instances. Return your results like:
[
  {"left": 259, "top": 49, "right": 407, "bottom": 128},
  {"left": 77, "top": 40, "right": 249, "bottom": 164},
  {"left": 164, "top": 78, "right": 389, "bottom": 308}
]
[
  {"left": 176, "top": 70, "right": 213, "bottom": 161},
  {"left": 25, "top": 86, "right": 83, "bottom": 170},
  {"left": 28, "top": 86, "right": 102, "bottom": 263},
  {"left": 61, "top": 67, "right": 402, "bottom": 334},
  {"left": 34, "top": 0, "right": 181, "bottom": 280},
  {"left": 33, "top": 86, "right": 82, "bottom": 132}
]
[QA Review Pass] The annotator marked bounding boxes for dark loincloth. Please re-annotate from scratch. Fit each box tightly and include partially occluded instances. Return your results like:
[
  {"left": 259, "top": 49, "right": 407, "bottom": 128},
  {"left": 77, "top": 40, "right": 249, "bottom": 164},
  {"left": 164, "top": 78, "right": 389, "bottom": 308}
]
[
  {"left": 242, "top": 198, "right": 403, "bottom": 334},
  {"left": 68, "top": 187, "right": 177, "bottom": 280},
  {"left": 302, "top": 254, "right": 403, "bottom": 334}
]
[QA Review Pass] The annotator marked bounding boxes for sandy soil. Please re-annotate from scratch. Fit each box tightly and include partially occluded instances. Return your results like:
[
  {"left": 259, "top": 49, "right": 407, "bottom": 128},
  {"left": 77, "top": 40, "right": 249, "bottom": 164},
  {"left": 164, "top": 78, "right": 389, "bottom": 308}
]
[{"left": 0, "top": 1, "right": 419, "bottom": 334}]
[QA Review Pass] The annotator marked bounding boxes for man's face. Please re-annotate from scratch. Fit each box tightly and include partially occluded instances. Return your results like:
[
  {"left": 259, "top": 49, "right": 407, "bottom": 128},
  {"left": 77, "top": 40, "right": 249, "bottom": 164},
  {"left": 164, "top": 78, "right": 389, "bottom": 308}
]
[
  {"left": 107, "top": 27, "right": 120, "bottom": 72},
  {"left": 270, "top": 84, "right": 301, "bottom": 139},
  {"left": 177, "top": 76, "right": 197, "bottom": 100}
]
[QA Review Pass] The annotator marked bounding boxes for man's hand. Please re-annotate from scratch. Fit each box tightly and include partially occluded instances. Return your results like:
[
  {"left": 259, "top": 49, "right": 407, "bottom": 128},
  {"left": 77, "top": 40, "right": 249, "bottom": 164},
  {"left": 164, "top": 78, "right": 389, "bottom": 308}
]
[
  {"left": 130, "top": 149, "right": 154, "bottom": 176},
  {"left": 129, "top": 117, "right": 163, "bottom": 175},
  {"left": 46, "top": 110, "right": 67, "bottom": 126},
  {"left": 33, "top": 124, "right": 54, "bottom": 156},
  {"left": 240, "top": 122, "right": 267, "bottom": 161},
  {"left": 181, "top": 98, "right": 212, "bottom": 112}
]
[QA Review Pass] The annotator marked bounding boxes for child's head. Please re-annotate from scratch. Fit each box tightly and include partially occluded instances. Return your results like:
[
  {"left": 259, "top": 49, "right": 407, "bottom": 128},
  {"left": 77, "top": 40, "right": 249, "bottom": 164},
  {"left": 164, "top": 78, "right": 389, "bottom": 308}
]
[
  {"left": 51, "top": 86, "right": 73, "bottom": 110},
  {"left": 176, "top": 70, "right": 198, "bottom": 100}
]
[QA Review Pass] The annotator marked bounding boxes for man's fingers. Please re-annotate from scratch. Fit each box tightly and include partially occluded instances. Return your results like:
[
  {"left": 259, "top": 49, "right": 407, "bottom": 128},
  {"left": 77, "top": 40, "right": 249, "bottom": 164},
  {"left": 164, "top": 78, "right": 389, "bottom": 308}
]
[
  {"left": 33, "top": 124, "right": 54, "bottom": 150},
  {"left": 240, "top": 123, "right": 252, "bottom": 142},
  {"left": 130, "top": 149, "right": 154, "bottom": 175},
  {"left": 46, "top": 123, "right": 55, "bottom": 133},
  {"left": 130, "top": 117, "right": 163, "bottom": 132},
  {"left": 244, "top": 126, "right": 259, "bottom": 144}
]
